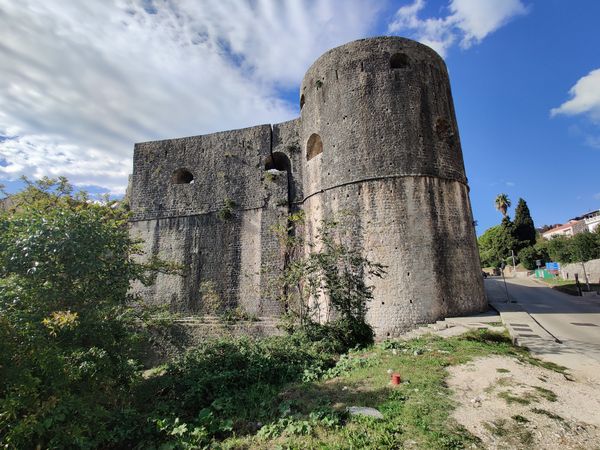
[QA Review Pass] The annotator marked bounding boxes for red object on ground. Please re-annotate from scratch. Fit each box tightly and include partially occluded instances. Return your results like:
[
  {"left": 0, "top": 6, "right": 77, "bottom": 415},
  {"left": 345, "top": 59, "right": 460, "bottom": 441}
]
[{"left": 391, "top": 373, "right": 401, "bottom": 385}]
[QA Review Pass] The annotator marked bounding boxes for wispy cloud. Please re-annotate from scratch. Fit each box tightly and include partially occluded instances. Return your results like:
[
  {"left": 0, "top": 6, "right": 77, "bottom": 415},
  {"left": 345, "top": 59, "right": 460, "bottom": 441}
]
[
  {"left": 593, "top": 193, "right": 600, "bottom": 200},
  {"left": 0, "top": 0, "right": 379, "bottom": 194},
  {"left": 388, "top": 0, "right": 528, "bottom": 57}
]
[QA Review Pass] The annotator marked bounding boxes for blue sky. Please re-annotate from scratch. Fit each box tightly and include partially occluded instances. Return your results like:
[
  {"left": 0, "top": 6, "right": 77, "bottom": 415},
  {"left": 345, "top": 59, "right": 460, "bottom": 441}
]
[{"left": 0, "top": 0, "right": 599, "bottom": 234}]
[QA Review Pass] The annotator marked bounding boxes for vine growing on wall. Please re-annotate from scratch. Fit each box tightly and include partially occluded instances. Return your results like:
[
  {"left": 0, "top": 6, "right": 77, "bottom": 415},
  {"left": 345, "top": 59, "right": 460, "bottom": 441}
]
[
  {"left": 217, "top": 198, "right": 237, "bottom": 221},
  {"left": 267, "top": 211, "right": 386, "bottom": 348}
]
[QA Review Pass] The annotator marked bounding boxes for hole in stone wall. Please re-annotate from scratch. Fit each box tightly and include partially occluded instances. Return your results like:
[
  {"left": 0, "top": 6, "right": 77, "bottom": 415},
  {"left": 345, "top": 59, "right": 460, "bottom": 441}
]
[
  {"left": 390, "top": 53, "right": 409, "bottom": 69},
  {"left": 264, "top": 152, "right": 290, "bottom": 171},
  {"left": 265, "top": 152, "right": 294, "bottom": 208},
  {"left": 172, "top": 168, "right": 194, "bottom": 184},
  {"left": 306, "top": 133, "right": 323, "bottom": 161},
  {"left": 300, "top": 94, "right": 305, "bottom": 110}
]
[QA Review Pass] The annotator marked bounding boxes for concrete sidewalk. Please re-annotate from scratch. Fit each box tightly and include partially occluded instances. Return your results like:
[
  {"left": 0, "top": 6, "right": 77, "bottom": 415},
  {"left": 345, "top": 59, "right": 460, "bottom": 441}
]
[
  {"left": 484, "top": 276, "right": 556, "bottom": 345},
  {"left": 485, "top": 277, "right": 600, "bottom": 384}
]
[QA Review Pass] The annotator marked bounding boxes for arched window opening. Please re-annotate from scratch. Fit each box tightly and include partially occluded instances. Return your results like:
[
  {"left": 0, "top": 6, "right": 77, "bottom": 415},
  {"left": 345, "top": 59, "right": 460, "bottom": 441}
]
[
  {"left": 300, "top": 94, "right": 305, "bottom": 110},
  {"left": 390, "top": 53, "right": 409, "bottom": 69},
  {"left": 306, "top": 134, "right": 323, "bottom": 161},
  {"left": 265, "top": 152, "right": 291, "bottom": 172},
  {"left": 172, "top": 168, "right": 194, "bottom": 184}
]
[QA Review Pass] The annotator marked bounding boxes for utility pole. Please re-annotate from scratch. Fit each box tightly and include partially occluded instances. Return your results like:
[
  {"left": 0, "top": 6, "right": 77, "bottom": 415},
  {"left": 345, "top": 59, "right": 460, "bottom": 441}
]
[
  {"left": 501, "top": 262, "right": 510, "bottom": 303},
  {"left": 581, "top": 261, "right": 591, "bottom": 292},
  {"left": 511, "top": 249, "right": 516, "bottom": 273}
]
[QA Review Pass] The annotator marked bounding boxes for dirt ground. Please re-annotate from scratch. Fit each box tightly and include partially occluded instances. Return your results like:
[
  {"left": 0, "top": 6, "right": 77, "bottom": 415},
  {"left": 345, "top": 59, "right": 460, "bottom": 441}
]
[{"left": 447, "top": 356, "right": 600, "bottom": 449}]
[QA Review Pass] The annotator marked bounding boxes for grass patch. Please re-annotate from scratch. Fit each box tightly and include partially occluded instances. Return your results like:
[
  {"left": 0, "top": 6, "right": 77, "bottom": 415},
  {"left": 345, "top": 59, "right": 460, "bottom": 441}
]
[
  {"left": 215, "top": 329, "right": 553, "bottom": 448},
  {"left": 496, "top": 368, "right": 510, "bottom": 373},
  {"left": 498, "top": 385, "right": 558, "bottom": 407},
  {"left": 533, "top": 386, "right": 558, "bottom": 402},
  {"left": 124, "top": 328, "right": 564, "bottom": 448},
  {"left": 484, "top": 419, "right": 533, "bottom": 447},
  {"left": 517, "top": 353, "right": 569, "bottom": 374},
  {"left": 531, "top": 408, "right": 564, "bottom": 421},
  {"left": 499, "top": 391, "right": 533, "bottom": 405},
  {"left": 483, "top": 419, "right": 509, "bottom": 437}
]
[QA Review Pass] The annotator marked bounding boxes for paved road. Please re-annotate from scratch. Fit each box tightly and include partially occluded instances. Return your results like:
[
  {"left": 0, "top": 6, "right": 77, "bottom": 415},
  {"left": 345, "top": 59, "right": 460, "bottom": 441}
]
[{"left": 485, "top": 277, "right": 600, "bottom": 383}]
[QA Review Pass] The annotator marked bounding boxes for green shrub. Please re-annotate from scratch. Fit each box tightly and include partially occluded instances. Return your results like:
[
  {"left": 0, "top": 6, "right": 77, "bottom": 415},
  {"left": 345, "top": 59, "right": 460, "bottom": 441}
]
[
  {"left": 0, "top": 178, "right": 170, "bottom": 448},
  {"left": 132, "top": 333, "right": 339, "bottom": 447},
  {"left": 517, "top": 245, "right": 549, "bottom": 270}
]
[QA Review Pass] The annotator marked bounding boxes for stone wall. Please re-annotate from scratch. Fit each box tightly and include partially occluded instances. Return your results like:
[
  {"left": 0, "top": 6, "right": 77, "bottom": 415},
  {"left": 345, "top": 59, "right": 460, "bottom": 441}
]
[
  {"left": 560, "top": 258, "right": 600, "bottom": 285},
  {"left": 129, "top": 36, "right": 487, "bottom": 338},
  {"left": 130, "top": 125, "right": 288, "bottom": 316},
  {"left": 298, "top": 37, "right": 486, "bottom": 335}
]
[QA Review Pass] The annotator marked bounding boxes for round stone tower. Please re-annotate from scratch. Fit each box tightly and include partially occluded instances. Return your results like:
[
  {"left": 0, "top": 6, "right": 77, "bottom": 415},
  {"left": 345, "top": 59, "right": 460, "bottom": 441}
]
[{"left": 298, "top": 36, "right": 486, "bottom": 337}]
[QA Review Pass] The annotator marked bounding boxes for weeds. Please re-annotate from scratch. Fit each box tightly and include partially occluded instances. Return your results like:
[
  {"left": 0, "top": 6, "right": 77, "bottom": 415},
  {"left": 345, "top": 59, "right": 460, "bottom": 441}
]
[
  {"left": 531, "top": 408, "right": 564, "bottom": 421},
  {"left": 217, "top": 198, "right": 237, "bottom": 221},
  {"left": 484, "top": 418, "right": 533, "bottom": 447},
  {"left": 533, "top": 386, "right": 558, "bottom": 402},
  {"left": 499, "top": 391, "right": 533, "bottom": 405}
]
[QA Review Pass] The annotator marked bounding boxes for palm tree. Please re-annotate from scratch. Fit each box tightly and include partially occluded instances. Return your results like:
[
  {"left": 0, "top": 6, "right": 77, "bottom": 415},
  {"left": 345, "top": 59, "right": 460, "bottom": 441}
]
[{"left": 495, "top": 193, "right": 511, "bottom": 217}]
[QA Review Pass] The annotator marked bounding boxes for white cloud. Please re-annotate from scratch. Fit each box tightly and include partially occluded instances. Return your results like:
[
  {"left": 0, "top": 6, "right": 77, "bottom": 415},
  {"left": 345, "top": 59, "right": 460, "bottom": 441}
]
[
  {"left": 594, "top": 192, "right": 600, "bottom": 200},
  {"left": 0, "top": 0, "right": 378, "bottom": 194},
  {"left": 388, "top": 0, "right": 528, "bottom": 57},
  {"left": 551, "top": 69, "right": 600, "bottom": 124}
]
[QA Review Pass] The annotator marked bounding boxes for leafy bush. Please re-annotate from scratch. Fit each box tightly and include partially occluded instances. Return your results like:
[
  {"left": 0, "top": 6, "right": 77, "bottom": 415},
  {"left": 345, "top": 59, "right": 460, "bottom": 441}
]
[
  {"left": 517, "top": 244, "right": 549, "bottom": 270},
  {"left": 545, "top": 230, "right": 600, "bottom": 264},
  {"left": 478, "top": 220, "right": 519, "bottom": 268},
  {"left": 0, "top": 178, "right": 168, "bottom": 448}
]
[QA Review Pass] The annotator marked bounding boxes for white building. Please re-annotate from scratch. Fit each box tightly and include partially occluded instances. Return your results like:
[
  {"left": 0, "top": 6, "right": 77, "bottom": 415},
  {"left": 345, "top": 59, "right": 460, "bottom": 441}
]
[
  {"left": 584, "top": 210, "right": 600, "bottom": 232},
  {"left": 542, "top": 210, "right": 600, "bottom": 240},
  {"left": 542, "top": 220, "right": 586, "bottom": 239}
]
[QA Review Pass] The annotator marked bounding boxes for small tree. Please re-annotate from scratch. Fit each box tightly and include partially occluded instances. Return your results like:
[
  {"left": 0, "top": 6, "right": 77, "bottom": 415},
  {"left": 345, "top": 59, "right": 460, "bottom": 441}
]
[
  {"left": 546, "top": 235, "right": 574, "bottom": 264},
  {"left": 477, "top": 219, "right": 519, "bottom": 268},
  {"left": 513, "top": 198, "right": 536, "bottom": 250},
  {"left": 517, "top": 245, "right": 549, "bottom": 270},
  {"left": 570, "top": 231, "right": 600, "bottom": 290}
]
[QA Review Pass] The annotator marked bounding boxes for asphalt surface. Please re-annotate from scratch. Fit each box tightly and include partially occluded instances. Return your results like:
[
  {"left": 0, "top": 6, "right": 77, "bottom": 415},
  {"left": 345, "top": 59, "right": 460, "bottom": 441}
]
[{"left": 485, "top": 276, "right": 600, "bottom": 383}]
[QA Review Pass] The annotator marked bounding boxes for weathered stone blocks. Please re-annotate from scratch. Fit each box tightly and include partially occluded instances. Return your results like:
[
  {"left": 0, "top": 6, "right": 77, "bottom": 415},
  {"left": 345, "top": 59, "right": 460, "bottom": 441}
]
[{"left": 129, "top": 36, "right": 487, "bottom": 338}]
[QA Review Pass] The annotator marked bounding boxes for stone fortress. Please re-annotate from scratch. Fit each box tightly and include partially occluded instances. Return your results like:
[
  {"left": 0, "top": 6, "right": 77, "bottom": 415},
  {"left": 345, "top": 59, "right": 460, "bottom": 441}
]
[{"left": 129, "top": 36, "right": 487, "bottom": 338}]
